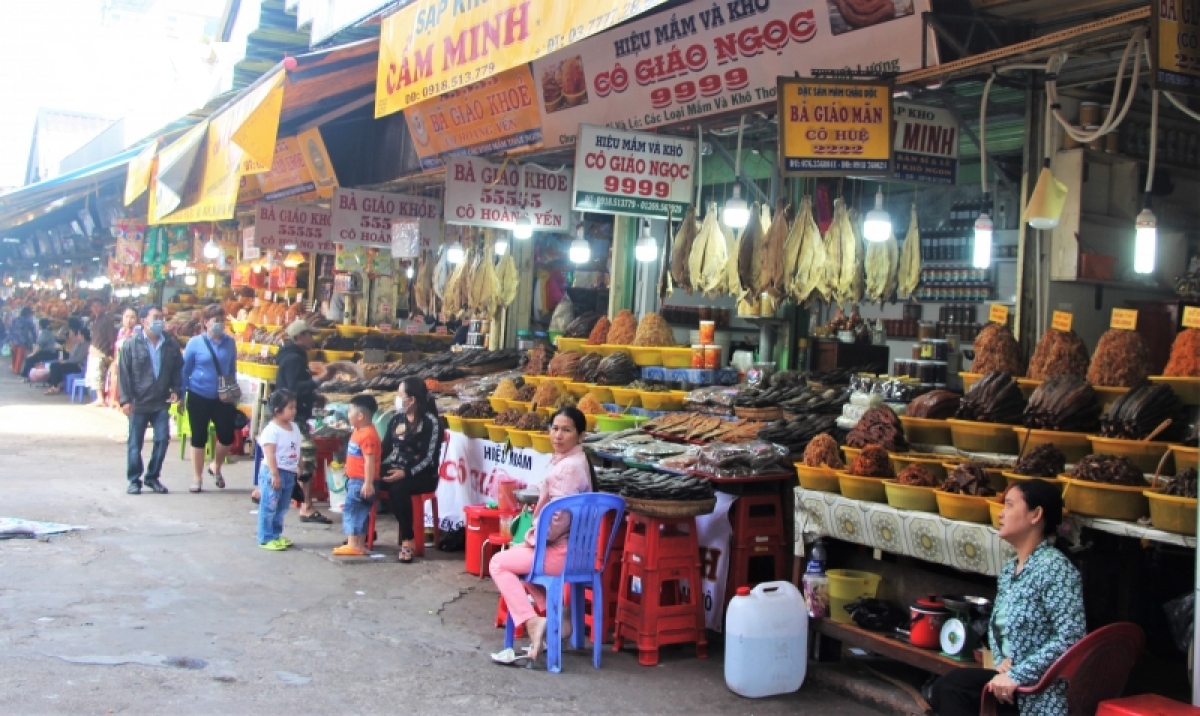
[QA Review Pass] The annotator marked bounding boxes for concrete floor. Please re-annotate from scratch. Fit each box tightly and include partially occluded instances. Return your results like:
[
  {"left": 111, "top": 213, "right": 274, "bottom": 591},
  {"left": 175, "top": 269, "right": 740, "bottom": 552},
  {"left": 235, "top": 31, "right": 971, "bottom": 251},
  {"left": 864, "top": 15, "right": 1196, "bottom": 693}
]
[{"left": 0, "top": 370, "right": 888, "bottom": 715}]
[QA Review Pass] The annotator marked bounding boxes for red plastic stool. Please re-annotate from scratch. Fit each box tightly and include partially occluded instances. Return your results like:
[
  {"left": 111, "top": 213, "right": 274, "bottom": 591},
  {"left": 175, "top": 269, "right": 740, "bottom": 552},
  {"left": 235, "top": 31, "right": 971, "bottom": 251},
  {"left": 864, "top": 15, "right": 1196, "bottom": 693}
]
[
  {"left": 410, "top": 492, "right": 439, "bottom": 557},
  {"left": 1097, "top": 695, "right": 1200, "bottom": 715},
  {"left": 480, "top": 532, "right": 511, "bottom": 578},
  {"left": 729, "top": 493, "right": 785, "bottom": 547},
  {"left": 612, "top": 513, "right": 707, "bottom": 666},
  {"left": 585, "top": 511, "right": 625, "bottom": 643},
  {"left": 724, "top": 540, "right": 788, "bottom": 607}
]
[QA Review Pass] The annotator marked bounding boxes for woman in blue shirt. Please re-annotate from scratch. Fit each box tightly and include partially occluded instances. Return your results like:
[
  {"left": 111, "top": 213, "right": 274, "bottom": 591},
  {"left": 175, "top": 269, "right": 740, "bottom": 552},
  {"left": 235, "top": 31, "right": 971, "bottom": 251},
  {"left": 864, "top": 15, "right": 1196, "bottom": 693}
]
[
  {"left": 182, "top": 304, "right": 239, "bottom": 493},
  {"left": 930, "top": 479, "right": 1085, "bottom": 715}
]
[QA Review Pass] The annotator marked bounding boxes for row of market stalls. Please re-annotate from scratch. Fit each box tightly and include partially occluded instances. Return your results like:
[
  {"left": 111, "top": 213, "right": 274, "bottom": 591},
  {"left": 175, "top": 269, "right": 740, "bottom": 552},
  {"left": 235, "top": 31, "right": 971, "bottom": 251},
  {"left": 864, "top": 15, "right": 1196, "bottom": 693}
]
[{"left": 2, "top": 0, "right": 1200, "bottom": 705}]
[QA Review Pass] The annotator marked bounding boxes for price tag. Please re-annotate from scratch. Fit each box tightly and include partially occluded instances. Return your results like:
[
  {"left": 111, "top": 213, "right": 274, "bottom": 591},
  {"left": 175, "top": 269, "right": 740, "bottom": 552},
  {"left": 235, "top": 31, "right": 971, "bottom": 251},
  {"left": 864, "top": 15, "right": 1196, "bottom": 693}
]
[
  {"left": 259, "top": 346, "right": 270, "bottom": 359},
  {"left": 1183, "top": 306, "right": 1200, "bottom": 329},
  {"left": 436, "top": 326, "right": 449, "bottom": 336},
  {"left": 1051, "top": 311, "right": 1074, "bottom": 332},
  {"left": 264, "top": 290, "right": 273, "bottom": 301},
  {"left": 405, "top": 324, "right": 420, "bottom": 335},
  {"left": 989, "top": 304, "right": 1009, "bottom": 324},
  {"left": 379, "top": 324, "right": 392, "bottom": 334},
  {"left": 1111, "top": 308, "right": 1138, "bottom": 330}
]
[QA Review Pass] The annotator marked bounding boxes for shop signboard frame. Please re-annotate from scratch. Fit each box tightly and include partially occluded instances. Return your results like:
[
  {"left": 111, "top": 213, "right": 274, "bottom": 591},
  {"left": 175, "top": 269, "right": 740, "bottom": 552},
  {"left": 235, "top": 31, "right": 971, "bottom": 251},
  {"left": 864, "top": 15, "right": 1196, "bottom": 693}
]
[
  {"left": 405, "top": 65, "right": 544, "bottom": 170},
  {"left": 444, "top": 156, "right": 573, "bottom": 231},
  {"left": 531, "top": 0, "right": 933, "bottom": 150},
  {"left": 777, "top": 76, "right": 894, "bottom": 177},
  {"left": 1150, "top": 0, "right": 1200, "bottom": 97},
  {"left": 892, "top": 101, "right": 960, "bottom": 185},
  {"left": 571, "top": 124, "right": 696, "bottom": 218},
  {"left": 254, "top": 202, "right": 335, "bottom": 255},
  {"left": 330, "top": 188, "right": 443, "bottom": 251}
]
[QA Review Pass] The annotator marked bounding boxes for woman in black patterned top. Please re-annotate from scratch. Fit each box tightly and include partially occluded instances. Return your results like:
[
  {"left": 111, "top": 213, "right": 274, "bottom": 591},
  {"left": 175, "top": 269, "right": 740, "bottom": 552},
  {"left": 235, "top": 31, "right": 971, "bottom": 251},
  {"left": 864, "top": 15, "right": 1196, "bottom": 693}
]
[
  {"left": 380, "top": 376, "right": 444, "bottom": 563},
  {"left": 930, "top": 479, "right": 1084, "bottom": 715}
]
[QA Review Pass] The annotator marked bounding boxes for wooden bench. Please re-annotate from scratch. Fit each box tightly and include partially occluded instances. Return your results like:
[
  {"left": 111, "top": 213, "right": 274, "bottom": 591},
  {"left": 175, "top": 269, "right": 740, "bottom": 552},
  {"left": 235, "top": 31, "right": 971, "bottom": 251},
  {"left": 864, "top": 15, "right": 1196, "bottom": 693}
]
[{"left": 811, "top": 618, "right": 972, "bottom": 675}]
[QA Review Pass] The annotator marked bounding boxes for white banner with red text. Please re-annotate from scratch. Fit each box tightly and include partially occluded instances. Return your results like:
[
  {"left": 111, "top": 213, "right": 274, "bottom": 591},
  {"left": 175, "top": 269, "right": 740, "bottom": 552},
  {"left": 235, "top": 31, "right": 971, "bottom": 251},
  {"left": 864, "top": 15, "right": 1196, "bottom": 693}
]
[
  {"left": 330, "top": 188, "right": 443, "bottom": 250},
  {"left": 253, "top": 202, "right": 336, "bottom": 255},
  {"left": 434, "top": 431, "right": 555, "bottom": 531},
  {"left": 532, "top": 0, "right": 933, "bottom": 150},
  {"left": 444, "top": 156, "right": 574, "bottom": 231},
  {"left": 572, "top": 124, "right": 696, "bottom": 218}
]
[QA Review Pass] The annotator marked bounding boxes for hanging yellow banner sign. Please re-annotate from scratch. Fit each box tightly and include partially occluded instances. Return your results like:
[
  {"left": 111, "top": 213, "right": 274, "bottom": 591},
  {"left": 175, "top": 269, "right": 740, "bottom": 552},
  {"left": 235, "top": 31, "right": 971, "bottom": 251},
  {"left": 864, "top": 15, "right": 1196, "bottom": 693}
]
[
  {"left": 254, "top": 128, "right": 339, "bottom": 203},
  {"left": 153, "top": 73, "right": 286, "bottom": 224},
  {"left": 124, "top": 140, "right": 159, "bottom": 206},
  {"left": 374, "top": 0, "right": 669, "bottom": 117}
]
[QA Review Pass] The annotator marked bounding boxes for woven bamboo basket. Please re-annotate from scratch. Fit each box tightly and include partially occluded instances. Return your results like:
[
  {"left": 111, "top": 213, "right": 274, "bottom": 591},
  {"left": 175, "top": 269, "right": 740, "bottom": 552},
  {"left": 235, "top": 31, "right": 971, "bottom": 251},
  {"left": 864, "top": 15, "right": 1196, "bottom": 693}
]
[{"left": 622, "top": 496, "right": 717, "bottom": 518}]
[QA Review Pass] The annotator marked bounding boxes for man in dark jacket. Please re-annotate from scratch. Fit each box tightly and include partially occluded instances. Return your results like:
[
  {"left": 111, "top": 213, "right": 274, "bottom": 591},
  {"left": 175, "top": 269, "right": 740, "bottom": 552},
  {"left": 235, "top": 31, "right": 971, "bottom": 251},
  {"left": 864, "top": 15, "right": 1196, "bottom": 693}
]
[
  {"left": 119, "top": 305, "right": 183, "bottom": 494},
  {"left": 275, "top": 319, "right": 331, "bottom": 523}
]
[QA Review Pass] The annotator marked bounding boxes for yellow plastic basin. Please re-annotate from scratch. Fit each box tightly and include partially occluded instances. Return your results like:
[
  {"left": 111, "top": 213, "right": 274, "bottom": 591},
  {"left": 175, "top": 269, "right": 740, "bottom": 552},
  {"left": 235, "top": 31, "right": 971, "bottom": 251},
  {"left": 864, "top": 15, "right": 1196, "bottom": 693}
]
[
  {"left": 461, "top": 418, "right": 491, "bottom": 439},
  {"left": 639, "top": 391, "right": 687, "bottom": 412},
  {"left": 884, "top": 481, "right": 939, "bottom": 513},
  {"left": 935, "top": 491, "right": 993, "bottom": 523},
  {"left": 1087, "top": 436, "right": 1175, "bottom": 475},
  {"left": 529, "top": 432, "right": 553, "bottom": 454},
  {"left": 629, "top": 348, "right": 663, "bottom": 367},
  {"left": 795, "top": 464, "right": 840, "bottom": 493},
  {"left": 1145, "top": 491, "right": 1198, "bottom": 535},
  {"left": 660, "top": 347, "right": 694, "bottom": 368},
  {"left": 1171, "top": 445, "right": 1198, "bottom": 471},
  {"left": 485, "top": 424, "right": 509, "bottom": 443},
  {"left": 556, "top": 337, "right": 587, "bottom": 352},
  {"left": 889, "top": 453, "right": 954, "bottom": 482},
  {"left": 1063, "top": 477, "right": 1149, "bottom": 521},
  {"left": 586, "top": 385, "right": 615, "bottom": 403},
  {"left": 899, "top": 416, "right": 953, "bottom": 446},
  {"left": 488, "top": 397, "right": 510, "bottom": 413},
  {"left": 609, "top": 387, "right": 642, "bottom": 408},
  {"left": 1012, "top": 427, "right": 1092, "bottom": 463},
  {"left": 507, "top": 430, "right": 533, "bottom": 448},
  {"left": 836, "top": 472, "right": 887, "bottom": 503},
  {"left": 947, "top": 419, "right": 1020, "bottom": 454}
]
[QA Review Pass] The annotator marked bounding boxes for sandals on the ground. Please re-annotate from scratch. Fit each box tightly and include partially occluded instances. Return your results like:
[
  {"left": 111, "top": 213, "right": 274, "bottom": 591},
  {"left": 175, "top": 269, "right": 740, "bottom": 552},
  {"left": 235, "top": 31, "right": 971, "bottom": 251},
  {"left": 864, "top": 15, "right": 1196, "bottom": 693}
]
[
  {"left": 299, "top": 511, "right": 332, "bottom": 524},
  {"left": 189, "top": 481, "right": 202, "bottom": 493},
  {"left": 207, "top": 466, "right": 225, "bottom": 489},
  {"left": 398, "top": 545, "right": 415, "bottom": 563}
]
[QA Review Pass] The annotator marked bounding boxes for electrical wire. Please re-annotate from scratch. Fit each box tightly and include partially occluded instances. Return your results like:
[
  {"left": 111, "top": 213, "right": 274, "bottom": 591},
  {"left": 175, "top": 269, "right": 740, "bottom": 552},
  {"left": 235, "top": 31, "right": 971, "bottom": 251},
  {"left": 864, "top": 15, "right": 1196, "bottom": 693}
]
[
  {"left": 1045, "top": 30, "right": 1145, "bottom": 144},
  {"left": 1146, "top": 89, "right": 1159, "bottom": 195},
  {"left": 1163, "top": 90, "right": 1200, "bottom": 122},
  {"left": 980, "top": 73, "right": 995, "bottom": 195}
]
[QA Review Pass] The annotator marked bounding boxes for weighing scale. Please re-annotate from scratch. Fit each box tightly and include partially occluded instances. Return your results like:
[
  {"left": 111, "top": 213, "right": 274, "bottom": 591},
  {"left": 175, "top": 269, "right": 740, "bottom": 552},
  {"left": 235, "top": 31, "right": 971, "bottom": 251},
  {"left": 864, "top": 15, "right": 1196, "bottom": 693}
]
[{"left": 939, "top": 595, "right": 992, "bottom": 661}]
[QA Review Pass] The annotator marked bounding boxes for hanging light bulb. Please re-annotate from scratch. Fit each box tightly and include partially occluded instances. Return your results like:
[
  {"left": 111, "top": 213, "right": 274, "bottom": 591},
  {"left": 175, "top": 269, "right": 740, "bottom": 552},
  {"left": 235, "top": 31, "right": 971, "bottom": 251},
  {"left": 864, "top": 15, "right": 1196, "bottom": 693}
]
[
  {"left": 170, "top": 259, "right": 186, "bottom": 269},
  {"left": 1135, "top": 204, "right": 1157, "bottom": 275},
  {"left": 203, "top": 237, "right": 220, "bottom": 259},
  {"left": 512, "top": 214, "right": 533, "bottom": 240},
  {"left": 447, "top": 241, "right": 464, "bottom": 264},
  {"left": 114, "top": 287, "right": 129, "bottom": 298},
  {"left": 283, "top": 251, "right": 305, "bottom": 267},
  {"left": 405, "top": 264, "right": 415, "bottom": 279},
  {"left": 59, "top": 291, "right": 67, "bottom": 299},
  {"left": 569, "top": 224, "right": 591, "bottom": 264},
  {"left": 863, "top": 187, "right": 892, "bottom": 242},
  {"left": 973, "top": 202, "right": 994, "bottom": 269},
  {"left": 494, "top": 236, "right": 509, "bottom": 256},
  {"left": 54, "top": 278, "right": 63, "bottom": 290},
  {"left": 635, "top": 220, "right": 657, "bottom": 262},
  {"left": 185, "top": 274, "right": 197, "bottom": 286},
  {"left": 206, "top": 273, "right": 216, "bottom": 289},
  {"left": 140, "top": 286, "right": 151, "bottom": 296},
  {"left": 723, "top": 184, "right": 749, "bottom": 229}
]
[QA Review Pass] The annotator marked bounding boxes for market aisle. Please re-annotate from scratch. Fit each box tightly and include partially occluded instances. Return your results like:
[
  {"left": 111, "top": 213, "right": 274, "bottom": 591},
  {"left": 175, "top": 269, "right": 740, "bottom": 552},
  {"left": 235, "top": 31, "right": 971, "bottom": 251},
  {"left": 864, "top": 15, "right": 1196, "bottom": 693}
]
[{"left": 0, "top": 371, "right": 883, "bottom": 715}]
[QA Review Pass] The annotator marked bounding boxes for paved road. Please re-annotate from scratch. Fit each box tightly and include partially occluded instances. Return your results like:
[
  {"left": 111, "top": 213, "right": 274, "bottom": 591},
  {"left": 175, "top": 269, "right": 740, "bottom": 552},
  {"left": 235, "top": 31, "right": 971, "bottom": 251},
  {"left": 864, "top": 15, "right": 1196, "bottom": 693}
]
[{"left": 0, "top": 370, "right": 881, "bottom": 715}]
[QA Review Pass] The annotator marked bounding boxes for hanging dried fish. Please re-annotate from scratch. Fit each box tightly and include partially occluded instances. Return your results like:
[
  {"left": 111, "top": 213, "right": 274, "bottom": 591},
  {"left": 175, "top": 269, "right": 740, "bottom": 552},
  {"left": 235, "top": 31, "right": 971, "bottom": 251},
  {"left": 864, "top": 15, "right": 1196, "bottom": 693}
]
[
  {"left": 837, "top": 202, "right": 861, "bottom": 305},
  {"left": 658, "top": 209, "right": 674, "bottom": 301},
  {"left": 817, "top": 199, "right": 844, "bottom": 302},
  {"left": 737, "top": 201, "right": 762, "bottom": 298},
  {"left": 864, "top": 219, "right": 899, "bottom": 304},
  {"left": 750, "top": 202, "right": 773, "bottom": 293},
  {"left": 669, "top": 205, "right": 699, "bottom": 293},
  {"left": 690, "top": 201, "right": 728, "bottom": 297},
  {"left": 759, "top": 197, "right": 790, "bottom": 298},
  {"left": 718, "top": 208, "right": 739, "bottom": 296},
  {"left": 790, "top": 196, "right": 825, "bottom": 304},
  {"left": 496, "top": 252, "right": 519, "bottom": 308},
  {"left": 897, "top": 204, "right": 921, "bottom": 300},
  {"left": 469, "top": 235, "right": 500, "bottom": 316},
  {"left": 432, "top": 245, "right": 450, "bottom": 310},
  {"left": 413, "top": 250, "right": 435, "bottom": 315}
]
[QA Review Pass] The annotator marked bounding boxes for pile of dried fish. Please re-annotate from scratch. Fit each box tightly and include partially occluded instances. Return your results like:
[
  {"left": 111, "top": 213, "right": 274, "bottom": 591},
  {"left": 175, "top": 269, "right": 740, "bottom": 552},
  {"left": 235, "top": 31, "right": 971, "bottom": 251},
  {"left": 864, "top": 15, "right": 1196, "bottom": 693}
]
[
  {"left": 594, "top": 468, "right": 714, "bottom": 501},
  {"left": 1011, "top": 444, "right": 1067, "bottom": 478},
  {"left": 956, "top": 371, "right": 1026, "bottom": 424},
  {"left": 641, "top": 413, "right": 766, "bottom": 443},
  {"left": 1069, "top": 455, "right": 1144, "bottom": 486},
  {"left": 760, "top": 414, "right": 841, "bottom": 455},
  {"left": 1023, "top": 374, "right": 1100, "bottom": 432},
  {"left": 1099, "top": 381, "right": 1186, "bottom": 441},
  {"left": 907, "top": 390, "right": 961, "bottom": 419},
  {"left": 595, "top": 352, "right": 639, "bottom": 386},
  {"left": 1087, "top": 329, "right": 1152, "bottom": 387},
  {"left": 846, "top": 407, "right": 908, "bottom": 452}
]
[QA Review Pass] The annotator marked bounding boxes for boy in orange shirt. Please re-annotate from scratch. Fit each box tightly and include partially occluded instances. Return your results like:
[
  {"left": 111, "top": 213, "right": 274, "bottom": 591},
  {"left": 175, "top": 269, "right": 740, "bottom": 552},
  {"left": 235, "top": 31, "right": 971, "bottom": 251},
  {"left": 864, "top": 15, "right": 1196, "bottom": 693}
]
[{"left": 333, "top": 394, "right": 380, "bottom": 556}]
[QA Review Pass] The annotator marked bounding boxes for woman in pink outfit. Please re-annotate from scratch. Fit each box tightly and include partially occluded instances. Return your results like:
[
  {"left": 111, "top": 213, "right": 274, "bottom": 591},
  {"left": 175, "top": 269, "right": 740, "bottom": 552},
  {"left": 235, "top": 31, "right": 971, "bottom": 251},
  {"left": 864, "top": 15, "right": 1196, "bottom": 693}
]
[{"left": 490, "top": 407, "right": 593, "bottom": 666}]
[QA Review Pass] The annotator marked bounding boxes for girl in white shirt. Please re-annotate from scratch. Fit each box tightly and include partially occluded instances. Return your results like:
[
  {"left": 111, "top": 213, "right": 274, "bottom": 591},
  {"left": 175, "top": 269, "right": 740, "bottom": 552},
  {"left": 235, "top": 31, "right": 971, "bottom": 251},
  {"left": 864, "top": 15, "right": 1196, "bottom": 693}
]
[{"left": 257, "top": 390, "right": 303, "bottom": 550}]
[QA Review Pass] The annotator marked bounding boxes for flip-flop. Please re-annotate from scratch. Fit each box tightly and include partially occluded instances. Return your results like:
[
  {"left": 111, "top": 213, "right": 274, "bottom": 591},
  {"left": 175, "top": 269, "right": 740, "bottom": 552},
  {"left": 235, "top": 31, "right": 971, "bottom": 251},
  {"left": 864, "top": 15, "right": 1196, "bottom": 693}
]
[
  {"left": 489, "top": 648, "right": 531, "bottom": 668},
  {"left": 398, "top": 545, "right": 415, "bottom": 563},
  {"left": 299, "top": 512, "right": 332, "bottom": 524},
  {"left": 189, "top": 482, "right": 202, "bottom": 493},
  {"left": 207, "top": 467, "right": 225, "bottom": 489},
  {"left": 331, "top": 545, "right": 366, "bottom": 557}
]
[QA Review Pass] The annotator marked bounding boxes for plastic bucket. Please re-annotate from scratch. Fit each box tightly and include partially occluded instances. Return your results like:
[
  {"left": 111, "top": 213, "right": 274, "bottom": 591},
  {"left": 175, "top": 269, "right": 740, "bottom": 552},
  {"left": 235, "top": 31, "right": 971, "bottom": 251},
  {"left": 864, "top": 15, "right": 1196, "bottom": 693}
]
[{"left": 826, "top": 569, "right": 881, "bottom": 623}]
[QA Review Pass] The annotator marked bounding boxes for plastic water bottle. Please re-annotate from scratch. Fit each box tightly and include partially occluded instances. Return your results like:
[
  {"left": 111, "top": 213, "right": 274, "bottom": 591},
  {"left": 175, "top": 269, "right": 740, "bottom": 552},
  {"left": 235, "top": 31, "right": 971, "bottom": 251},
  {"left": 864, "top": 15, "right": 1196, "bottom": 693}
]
[
  {"left": 802, "top": 540, "right": 829, "bottom": 618},
  {"left": 725, "top": 581, "right": 809, "bottom": 698}
]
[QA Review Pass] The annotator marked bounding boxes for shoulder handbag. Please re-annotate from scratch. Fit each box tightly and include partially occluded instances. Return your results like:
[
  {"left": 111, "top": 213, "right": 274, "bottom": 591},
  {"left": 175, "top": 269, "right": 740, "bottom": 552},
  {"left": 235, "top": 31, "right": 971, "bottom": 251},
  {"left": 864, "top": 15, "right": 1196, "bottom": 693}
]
[{"left": 203, "top": 336, "right": 242, "bottom": 404}]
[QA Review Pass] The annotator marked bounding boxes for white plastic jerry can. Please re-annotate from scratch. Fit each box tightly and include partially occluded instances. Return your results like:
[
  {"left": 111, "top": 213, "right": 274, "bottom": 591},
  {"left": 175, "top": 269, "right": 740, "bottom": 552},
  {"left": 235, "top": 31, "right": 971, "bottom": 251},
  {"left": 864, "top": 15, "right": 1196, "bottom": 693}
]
[{"left": 724, "top": 581, "right": 809, "bottom": 698}]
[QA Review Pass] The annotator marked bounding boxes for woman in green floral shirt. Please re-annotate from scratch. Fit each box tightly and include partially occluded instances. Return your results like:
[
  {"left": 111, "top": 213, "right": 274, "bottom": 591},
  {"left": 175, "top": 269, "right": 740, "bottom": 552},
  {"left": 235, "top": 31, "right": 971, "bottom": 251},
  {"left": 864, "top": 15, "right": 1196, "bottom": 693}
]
[{"left": 931, "top": 479, "right": 1085, "bottom": 715}]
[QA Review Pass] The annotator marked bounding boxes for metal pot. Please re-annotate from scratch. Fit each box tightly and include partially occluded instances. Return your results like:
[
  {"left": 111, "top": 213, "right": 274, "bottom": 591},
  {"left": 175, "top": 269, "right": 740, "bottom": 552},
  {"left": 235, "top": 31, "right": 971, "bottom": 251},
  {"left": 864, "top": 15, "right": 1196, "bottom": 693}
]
[{"left": 908, "top": 595, "right": 949, "bottom": 650}]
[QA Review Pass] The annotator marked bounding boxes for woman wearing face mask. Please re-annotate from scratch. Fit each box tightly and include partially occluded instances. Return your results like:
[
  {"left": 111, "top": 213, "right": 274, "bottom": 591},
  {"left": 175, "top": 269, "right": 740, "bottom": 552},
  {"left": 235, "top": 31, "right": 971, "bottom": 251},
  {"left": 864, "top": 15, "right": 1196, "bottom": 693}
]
[
  {"left": 380, "top": 377, "right": 444, "bottom": 563},
  {"left": 181, "top": 304, "right": 239, "bottom": 493}
]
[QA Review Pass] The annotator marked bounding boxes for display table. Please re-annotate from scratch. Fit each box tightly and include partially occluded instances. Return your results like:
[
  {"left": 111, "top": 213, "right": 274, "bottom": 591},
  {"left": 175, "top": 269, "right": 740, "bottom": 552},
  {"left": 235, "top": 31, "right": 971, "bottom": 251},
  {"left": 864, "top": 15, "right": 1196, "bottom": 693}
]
[
  {"left": 795, "top": 487, "right": 1016, "bottom": 577},
  {"left": 1069, "top": 515, "right": 1196, "bottom": 549},
  {"left": 811, "top": 618, "right": 970, "bottom": 675}
]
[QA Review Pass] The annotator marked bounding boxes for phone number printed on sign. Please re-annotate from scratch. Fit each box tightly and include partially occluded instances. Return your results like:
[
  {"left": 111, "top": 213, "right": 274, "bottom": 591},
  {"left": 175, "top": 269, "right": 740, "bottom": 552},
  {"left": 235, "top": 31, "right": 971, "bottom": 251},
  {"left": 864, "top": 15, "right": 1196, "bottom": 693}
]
[
  {"left": 330, "top": 188, "right": 442, "bottom": 250},
  {"left": 254, "top": 202, "right": 335, "bottom": 255},
  {"left": 572, "top": 125, "right": 696, "bottom": 218},
  {"left": 444, "top": 156, "right": 573, "bottom": 230}
]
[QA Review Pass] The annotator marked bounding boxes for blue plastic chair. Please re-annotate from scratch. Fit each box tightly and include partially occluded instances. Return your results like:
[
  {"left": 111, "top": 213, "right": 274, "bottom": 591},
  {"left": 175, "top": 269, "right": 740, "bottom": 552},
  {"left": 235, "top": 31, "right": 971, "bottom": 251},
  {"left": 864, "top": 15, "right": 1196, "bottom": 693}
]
[
  {"left": 63, "top": 372, "right": 83, "bottom": 397},
  {"left": 503, "top": 492, "right": 626, "bottom": 673},
  {"left": 69, "top": 378, "right": 91, "bottom": 403}
]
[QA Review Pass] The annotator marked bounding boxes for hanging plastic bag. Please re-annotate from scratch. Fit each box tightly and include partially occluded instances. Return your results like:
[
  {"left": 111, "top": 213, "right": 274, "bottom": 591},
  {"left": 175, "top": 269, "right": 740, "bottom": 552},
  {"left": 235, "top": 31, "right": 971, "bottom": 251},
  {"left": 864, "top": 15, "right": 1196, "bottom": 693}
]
[
  {"left": 549, "top": 292, "right": 575, "bottom": 333},
  {"left": 326, "top": 461, "right": 348, "bottom": 513}
]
